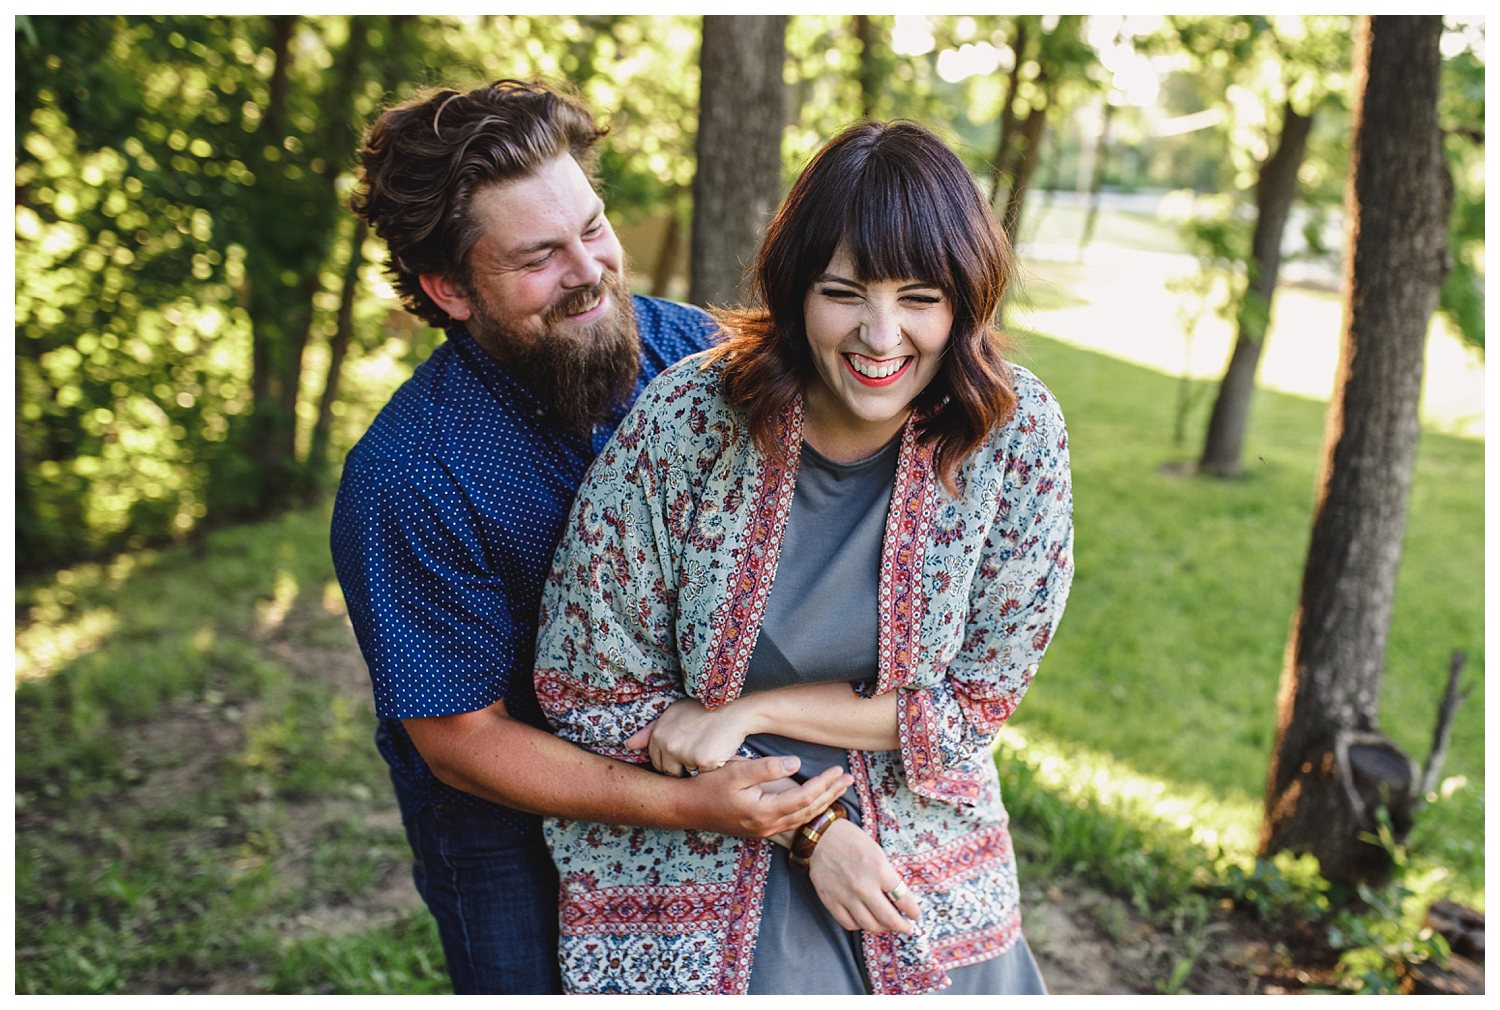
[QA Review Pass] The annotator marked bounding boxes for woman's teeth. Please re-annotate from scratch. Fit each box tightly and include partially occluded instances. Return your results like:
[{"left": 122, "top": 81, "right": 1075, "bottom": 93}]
[{"left": 847, "top": 354, "right": 908, "bottom": 379}]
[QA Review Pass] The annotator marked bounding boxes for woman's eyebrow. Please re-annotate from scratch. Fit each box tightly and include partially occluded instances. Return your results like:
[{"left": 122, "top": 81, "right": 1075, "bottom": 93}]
[
  {"left": 813, "top": 274, "right": 941, "bottom": 291},
  {"left": 814, "top": 272, "right": 865, "bottom": 288}
]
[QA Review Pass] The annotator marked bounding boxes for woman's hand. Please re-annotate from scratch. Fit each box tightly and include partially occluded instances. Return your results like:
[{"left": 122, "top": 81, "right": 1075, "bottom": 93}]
[
  {"left": 625, "top": 697, "right": 756, "bottom": 777},
  {"left": 808, "top": 818, "right": 921, "bottom": 934}
]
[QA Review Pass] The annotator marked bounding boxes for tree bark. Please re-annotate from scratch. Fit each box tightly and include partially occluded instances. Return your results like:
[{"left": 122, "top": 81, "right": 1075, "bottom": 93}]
[
  {"left": 243, "top": 15, "right": 310, "bottom": 513},
  {"left": 305, "top": 219, "right": 367, "bottom": 493},
  {"left": 989, "top": 18, "right": 1030, "bottom": 207},
  {"left": 1261, "top": 16, "right": 1452, "bottom": 884},
  {"left": 241, "top": 16, "right": 377, "bottom": 513},
  {"left": 1078, "top": 100, "right": 1114, "bottom": 256},
  {"left": 1199, "top": 102, "right": 1314, "bottom": 476},
  {"left": 649, "top": 205, "right": 682, "bottom": 298},
  {"left": 1002, "top": 96, "right": 1049, "bottom": 245},
  {"left": 689, "top": 15, "right": 788, "bottom": 308}
]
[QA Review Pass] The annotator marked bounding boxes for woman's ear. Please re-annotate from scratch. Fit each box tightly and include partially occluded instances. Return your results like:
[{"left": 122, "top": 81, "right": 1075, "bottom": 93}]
[{"left": 419, "top": 273, "right": 474, "bottom": 321}]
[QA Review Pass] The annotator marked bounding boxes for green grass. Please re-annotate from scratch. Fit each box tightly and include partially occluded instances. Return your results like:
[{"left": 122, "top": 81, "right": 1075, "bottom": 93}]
[
  {"left": 1004, "top": 331, "right": 1485, "bottom": 909},
  {"left": 15, "top": 509, "right": 418, "bottom": 994},
  {"left": 13, "top": 316, "right": 1483, "bottom": 992}
]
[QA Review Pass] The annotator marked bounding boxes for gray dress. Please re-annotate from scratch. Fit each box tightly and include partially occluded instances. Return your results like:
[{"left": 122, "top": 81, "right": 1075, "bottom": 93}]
[{"left": 741, "top": 437, "right": 1046, "bottom": 995}]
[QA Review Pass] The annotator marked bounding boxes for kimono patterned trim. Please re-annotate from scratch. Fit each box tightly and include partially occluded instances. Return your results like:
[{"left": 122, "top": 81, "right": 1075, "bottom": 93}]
[
  {"left": 697, "top": 397, "right": 803, "bottom": 710},
  {"left": 536, "top": 353, "right": 1074, "bottom": 994}
]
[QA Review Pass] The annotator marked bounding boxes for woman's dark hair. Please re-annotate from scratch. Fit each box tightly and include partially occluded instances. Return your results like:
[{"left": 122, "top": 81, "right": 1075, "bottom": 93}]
[
  {"left": 352, "top": 79, "right": 605, "bottom": 327},
  {"left": 709, "top": 120, "right": 1017, "bottom": 493}
]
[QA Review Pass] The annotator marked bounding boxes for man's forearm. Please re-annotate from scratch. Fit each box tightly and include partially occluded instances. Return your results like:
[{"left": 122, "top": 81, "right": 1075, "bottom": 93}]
[
  {"left": 415, "top": 704, "right": 696, "bottom": 827},
  {"left": 403, "top": 699, "right": 850, "bottom": 839}
]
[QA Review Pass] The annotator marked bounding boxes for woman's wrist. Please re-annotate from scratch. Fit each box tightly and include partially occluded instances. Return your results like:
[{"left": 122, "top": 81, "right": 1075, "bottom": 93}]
[
  {"left": 807, "top": 815, "right": 860, "bottom": 866},
  {"left": 788, "top": 800, "right": 849, "bottom": 870},
  {"left": 727, "top": 690, "right": 774, "bottom": 738}
]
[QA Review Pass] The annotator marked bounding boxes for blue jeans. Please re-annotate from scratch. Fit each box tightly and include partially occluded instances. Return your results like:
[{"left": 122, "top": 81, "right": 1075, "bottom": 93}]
[{"left": 397, "top": 794, "right": 562, "bottom": 994}]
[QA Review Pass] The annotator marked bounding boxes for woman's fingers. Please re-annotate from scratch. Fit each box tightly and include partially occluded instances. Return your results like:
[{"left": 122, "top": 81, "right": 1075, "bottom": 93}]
[
  {"left": 878, "top": 876, "right": 921, "bottom": 925},
  {"left": 863, "top": 885, "right": 917, "bottom": 935},
  {"left": 841, "top": 892, "right": 910, "bottom": 935},
  {"left": 824, "top": 901, "right": 859, "bottom": 933},
  {"left": 623, "top": 722, "right": 654, "bottom": 750}
]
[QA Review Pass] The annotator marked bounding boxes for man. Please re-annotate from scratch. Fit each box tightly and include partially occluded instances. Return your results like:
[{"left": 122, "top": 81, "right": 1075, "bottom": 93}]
[{"left": 330, "top": 80, "right": 849, "bottom": 995}]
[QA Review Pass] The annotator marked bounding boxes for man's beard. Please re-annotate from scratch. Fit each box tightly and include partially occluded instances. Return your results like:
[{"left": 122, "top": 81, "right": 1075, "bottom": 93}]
[{"left": 467, "top": 272, "right": 640, "bottom": 433}]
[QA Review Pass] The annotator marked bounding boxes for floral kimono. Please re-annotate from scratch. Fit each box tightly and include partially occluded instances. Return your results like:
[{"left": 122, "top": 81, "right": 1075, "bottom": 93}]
[{"left": 534, "top": 353, "right": 1073, "bottom": 994}]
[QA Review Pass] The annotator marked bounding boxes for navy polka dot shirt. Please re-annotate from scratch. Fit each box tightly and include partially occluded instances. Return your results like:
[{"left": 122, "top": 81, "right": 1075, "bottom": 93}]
[{"left": 331, "top": 295, "right": 715, "bottom": 832}]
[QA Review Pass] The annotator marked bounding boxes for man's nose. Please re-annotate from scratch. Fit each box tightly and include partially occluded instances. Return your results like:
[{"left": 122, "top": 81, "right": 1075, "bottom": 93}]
[{"left": 561, "top": 240, "right": 604, "bottom": 289}]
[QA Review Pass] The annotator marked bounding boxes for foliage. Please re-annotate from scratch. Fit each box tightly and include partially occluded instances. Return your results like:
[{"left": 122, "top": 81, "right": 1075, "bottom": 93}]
[
  {"left": 14, "top": 14, "right": 707, "bottom": 571},
  {"left": 20, "top": 14, "right": 1478, "bottom": 570},
  {"left": 15, "top": 16, "right": 416, "bottom": 564},
  {"left": 1151, "top": 16, "right": 1353, "bottom": 334},
  {"left": 1210, "top": 829, "right": 1453, "bottom": 994},
  {"left": 1437, "top": 28, "right": 1485, "bottom": 349}
]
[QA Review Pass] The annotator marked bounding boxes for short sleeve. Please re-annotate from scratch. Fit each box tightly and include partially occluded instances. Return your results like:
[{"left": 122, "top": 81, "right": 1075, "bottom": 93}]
[{"left": 331, "top": 456, "right": 518, "bottom": 719}]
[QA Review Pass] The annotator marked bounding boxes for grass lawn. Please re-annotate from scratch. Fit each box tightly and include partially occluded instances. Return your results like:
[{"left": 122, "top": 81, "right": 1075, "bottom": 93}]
[
  {"left": 14, "top": 512, "right": 444, "bottom": 994},
  {"left": 1003, "top": 331, "right": 1485, "bottom": 909}
]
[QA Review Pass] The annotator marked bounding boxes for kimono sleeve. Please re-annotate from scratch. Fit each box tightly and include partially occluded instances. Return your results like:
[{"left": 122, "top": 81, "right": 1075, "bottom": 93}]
[
  {"left": 533, "top": 401, "right": 689, "bottom": 762},
  {"left": 896, "top": 380, "right": 1074, "bottom": 802}
]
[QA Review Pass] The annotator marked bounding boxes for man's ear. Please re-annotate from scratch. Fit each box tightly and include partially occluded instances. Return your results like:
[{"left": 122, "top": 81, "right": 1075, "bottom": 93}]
[{"left": 419, "top": 273, "right": 473, "bottom": 321}]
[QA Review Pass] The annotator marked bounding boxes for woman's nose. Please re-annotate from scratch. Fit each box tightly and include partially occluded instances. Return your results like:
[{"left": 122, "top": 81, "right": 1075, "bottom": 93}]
[{"left": 862, "top": 306, "right": 903, "bottom": 354}]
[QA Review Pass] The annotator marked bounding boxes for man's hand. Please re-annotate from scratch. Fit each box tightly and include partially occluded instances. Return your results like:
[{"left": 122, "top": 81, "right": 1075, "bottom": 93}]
[
  {"left": 624, "top": 697, "right": 754, "bottom": 777},
  {"left": 808, "top": 818, "right": 921, "bottom": 934},
  {"left": 680, "top": 756, "right": 852, "bottom": 839}
]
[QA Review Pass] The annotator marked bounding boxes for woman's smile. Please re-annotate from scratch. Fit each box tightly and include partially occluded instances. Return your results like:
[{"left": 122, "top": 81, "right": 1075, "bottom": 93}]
[{"left": 843, "top": 353, "right": 913, "bottom": 385}]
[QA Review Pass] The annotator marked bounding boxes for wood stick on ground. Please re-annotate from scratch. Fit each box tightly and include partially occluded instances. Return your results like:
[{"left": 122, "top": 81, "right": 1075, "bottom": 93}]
[{"left": 1418, "top": 649, "right": 1473, "bottom": 805}]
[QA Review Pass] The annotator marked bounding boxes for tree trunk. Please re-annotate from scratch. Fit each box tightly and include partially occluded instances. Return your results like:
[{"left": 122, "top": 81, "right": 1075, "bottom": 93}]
[
  {"left": 989, "top": 19, "right": 1030, "bottom": 206},
  {"left": 1261, "top": 15, "right": 1452, "bottom": 885},
  {"left": 1002, "top": 97, "right": 1048, "bottom": 246},
  {"left": 242, "top": 15, "right": 310, "bottom": 514},
  {"left": 1199, "top": 102, "right": 1314, "bottom": 476},
  {"left": 649, "top": 205, "right": 683, "bottom": 298},
  {"left": 689, "top": 15, "right": 788, "bottom": 307},
  {"left": 1078, "top": 100, "right": 1114, "bottom": 256},
  {"left": 305, "top": 219, "right": 367, "bottom": 494},
  {"left": 238, "top": 16, "right": 378, "bottom": 515}
]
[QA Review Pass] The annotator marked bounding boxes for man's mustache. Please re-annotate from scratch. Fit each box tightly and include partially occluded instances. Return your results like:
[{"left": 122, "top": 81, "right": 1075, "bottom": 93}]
[{"left": 546, "top": 277, "right": 614, "bottom": 325}]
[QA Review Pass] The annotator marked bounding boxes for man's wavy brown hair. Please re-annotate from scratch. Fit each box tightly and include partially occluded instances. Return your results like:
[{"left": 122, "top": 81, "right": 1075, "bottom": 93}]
[
  {"left": 708, "top": 121, "right": 1017, "bottom": 494},
  {"left": 352, "top": 79, "right": 605, "bottom": 328}
]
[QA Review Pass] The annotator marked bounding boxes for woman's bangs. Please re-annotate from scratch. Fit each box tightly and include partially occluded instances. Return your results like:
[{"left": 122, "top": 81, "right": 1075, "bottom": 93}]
[{"left": 841, "top": 176, "right": 956, "bottom": 292}]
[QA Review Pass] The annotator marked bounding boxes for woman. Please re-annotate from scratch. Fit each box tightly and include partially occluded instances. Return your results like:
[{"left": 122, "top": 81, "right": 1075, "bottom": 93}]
[{"left": 533, "top": 121, "right": 1073, "bottom": 994}]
